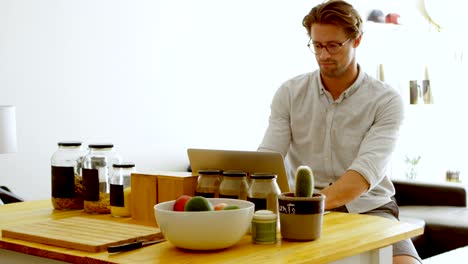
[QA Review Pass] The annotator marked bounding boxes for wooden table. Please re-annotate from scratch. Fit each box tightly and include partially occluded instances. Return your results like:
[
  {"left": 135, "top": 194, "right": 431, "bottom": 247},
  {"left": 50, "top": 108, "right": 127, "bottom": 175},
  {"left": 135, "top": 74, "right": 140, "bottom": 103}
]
[{"left": 0, "top": 200, "right": 423, "bottom": 264}]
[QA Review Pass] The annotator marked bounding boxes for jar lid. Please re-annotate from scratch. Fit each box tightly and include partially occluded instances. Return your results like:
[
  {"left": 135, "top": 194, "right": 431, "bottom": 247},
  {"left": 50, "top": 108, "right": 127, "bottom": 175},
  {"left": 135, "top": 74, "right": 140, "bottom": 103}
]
[
  {"left": 58, "top": 141, "right": 82, "bottom": 147},
  {"left": 223, "top": 170, "right": 247, "bottom": 177},
  {"left": 251, "top": 173, "right": 277, "bottom": 179},
  {"left": 88, "top": 143, "right": 114, "bottom": 149},
  {"left": 113, "top": 162, "right": 135, "bottom": 168},
  {"left": 198, "top": 169, "right": 223, "bottom": 175},
  {"left": 253, "top": 210, "right": 277, "bottom": 220}
]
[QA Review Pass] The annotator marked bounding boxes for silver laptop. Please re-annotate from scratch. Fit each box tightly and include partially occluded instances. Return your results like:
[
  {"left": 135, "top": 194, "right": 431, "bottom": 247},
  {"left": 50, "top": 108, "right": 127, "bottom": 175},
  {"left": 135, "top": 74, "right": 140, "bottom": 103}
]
[{"left": 187, "top": 148, "right": 290, "bottom": 193}]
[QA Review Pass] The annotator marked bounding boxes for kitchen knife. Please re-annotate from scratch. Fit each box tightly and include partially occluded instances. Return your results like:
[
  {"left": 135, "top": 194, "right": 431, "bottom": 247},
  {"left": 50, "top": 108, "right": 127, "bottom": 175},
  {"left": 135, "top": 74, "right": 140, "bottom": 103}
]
[{"left": 107, "top": 238, "right": 166, "bottom": 253}]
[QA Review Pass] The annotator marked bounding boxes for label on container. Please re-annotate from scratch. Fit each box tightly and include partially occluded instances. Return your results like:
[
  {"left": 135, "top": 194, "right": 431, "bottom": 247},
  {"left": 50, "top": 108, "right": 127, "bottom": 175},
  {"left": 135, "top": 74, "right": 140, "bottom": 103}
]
[
  {"left": 219, "top": 194, "right": 238, "bottom": 199},
  {"left": 82, "top": 168, "right": 99, "bottom": 201},
  {"left": 194, "top": 191, "right": 215, "bottom": 198},
  {"left": 247, "top": 197, "right": 267, "bottom": 211},
  {"left": 51, "top": 166, "right": 75, "bottom": 198},
  {"left": 110, "top": 184, "right": 124, "bottom": 207},
  {"left": 252, "top": 220, "right": 277, "bottom": 244},
  {"left": 278, "top": 197, "right": 323, "bottom": 214}
]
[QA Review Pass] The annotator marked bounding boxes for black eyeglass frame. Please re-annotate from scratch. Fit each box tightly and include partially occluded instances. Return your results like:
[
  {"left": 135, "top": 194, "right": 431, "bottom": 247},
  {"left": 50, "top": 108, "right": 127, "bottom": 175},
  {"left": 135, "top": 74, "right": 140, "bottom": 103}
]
[{"left": 307, "top": 38, "right": 352, "bottom": 55}]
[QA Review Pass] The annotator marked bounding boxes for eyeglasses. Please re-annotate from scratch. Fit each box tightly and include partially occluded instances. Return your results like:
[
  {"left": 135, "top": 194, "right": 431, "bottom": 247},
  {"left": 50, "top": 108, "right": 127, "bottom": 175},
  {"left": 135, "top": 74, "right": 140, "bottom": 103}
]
[{"left": 307, "top": 38, "right": 351, "bottom": 55}]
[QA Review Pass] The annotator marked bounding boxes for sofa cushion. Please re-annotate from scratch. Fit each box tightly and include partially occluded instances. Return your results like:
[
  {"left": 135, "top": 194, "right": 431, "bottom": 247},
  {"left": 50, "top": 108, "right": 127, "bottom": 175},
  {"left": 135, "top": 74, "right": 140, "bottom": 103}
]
[
  {"left": 400, "top": 206, "right": 468, "bottom": 228},
  {"left": 400, "top": 205, "right": 468, "bottom": 258},
  {"left": 393, "top": 180, "right": 467, "bottom": 207}
]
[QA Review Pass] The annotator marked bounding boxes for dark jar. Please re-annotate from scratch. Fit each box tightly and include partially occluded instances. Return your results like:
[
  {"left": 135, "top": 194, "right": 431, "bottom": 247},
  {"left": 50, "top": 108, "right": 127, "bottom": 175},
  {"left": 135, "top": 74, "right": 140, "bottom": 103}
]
[
  {"left": 50, "top": 141, "right": 86, "bottom": 210},
  {"left": 110, "top": 162, "right": 135, "bottom": 217},
  {"left": 81, "top": 143, "right": 121, "bottom": 214}
]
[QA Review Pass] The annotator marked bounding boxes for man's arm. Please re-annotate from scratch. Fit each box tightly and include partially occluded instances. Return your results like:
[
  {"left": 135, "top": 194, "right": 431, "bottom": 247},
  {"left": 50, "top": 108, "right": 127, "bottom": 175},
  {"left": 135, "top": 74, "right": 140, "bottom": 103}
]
[
  {"left": 321, "top": 91, "right": 404, "bottom": 210},
  {"left": 321, "top": 170, "right": 370, "bottom": 210},
  {"left": 319, "top": 170, "right": 369, "bottom": 210},
  {"left": 258, "top": 84, "right": 291, "bottom": 156}
]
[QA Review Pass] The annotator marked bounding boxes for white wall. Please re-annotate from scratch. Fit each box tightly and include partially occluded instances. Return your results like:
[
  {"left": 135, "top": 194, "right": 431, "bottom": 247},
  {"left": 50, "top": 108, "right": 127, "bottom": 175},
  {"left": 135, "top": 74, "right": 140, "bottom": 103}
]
[
  {"left": 0, "top": 0, "right": 321, "bottom": 200},
  {"left": 1, "top": 0, "right": 466, "bottom": 201}
]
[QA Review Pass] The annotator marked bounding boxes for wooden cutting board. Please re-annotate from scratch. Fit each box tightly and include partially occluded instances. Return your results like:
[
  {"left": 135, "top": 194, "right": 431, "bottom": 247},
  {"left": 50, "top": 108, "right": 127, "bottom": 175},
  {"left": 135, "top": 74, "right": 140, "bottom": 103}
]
[{"left": 1, "top": 216, "right": 162, "bottom": 252}]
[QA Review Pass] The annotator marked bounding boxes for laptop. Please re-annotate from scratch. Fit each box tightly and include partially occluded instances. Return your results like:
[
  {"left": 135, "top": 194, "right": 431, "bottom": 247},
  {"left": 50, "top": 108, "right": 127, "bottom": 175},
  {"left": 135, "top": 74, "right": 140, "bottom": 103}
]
[{"left": 187, "top": 148, "right": 290, "bottom": 193}]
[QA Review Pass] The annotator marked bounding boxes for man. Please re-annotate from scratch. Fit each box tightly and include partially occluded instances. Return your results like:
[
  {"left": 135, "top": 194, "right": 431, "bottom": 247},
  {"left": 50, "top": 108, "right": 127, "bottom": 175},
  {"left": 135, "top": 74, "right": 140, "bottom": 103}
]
[{"left": 258, "top": 1, "right": 421, "bottom": 263}]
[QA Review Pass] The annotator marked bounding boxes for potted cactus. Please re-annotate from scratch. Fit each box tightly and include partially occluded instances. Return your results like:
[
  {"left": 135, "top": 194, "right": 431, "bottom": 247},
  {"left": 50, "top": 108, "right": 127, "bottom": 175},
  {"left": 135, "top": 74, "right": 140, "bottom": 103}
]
[{"left": 278, "top": 165, "right": 325, "bottom": 240}]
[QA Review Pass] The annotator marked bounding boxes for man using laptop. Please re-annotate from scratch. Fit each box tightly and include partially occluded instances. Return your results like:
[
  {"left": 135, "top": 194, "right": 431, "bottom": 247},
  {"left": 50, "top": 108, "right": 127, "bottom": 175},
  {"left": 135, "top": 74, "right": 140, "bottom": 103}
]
[{"left": 258, "top": 1, "right": 420, "bottom": 263}]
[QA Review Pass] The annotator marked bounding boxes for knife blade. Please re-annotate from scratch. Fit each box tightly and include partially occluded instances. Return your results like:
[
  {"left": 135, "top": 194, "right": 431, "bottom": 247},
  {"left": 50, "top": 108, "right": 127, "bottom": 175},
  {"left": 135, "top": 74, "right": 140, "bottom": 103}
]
[{"left": 107, "top": 238, "right": 166, "bottom": 253}]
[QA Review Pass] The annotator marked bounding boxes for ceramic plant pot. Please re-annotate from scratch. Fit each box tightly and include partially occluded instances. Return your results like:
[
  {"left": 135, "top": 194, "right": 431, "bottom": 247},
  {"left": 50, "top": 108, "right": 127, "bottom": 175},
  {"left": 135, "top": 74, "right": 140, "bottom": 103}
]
[{"left": 278, "top": 192, "right": 325, "bottom": 241}]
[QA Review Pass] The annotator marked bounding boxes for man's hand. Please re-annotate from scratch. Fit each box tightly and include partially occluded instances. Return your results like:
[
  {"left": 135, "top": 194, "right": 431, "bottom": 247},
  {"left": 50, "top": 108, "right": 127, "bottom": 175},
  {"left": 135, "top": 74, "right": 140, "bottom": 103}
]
[{"left": 319, "top": 170, "right": 370, "bottom": 210}]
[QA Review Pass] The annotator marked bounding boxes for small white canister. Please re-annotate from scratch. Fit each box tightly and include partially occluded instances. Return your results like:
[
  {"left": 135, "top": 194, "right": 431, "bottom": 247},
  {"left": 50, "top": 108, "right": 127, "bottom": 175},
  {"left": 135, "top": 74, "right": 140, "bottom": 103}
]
[{"left": 251, "top": 209, "right": 277, "bottom": 244}]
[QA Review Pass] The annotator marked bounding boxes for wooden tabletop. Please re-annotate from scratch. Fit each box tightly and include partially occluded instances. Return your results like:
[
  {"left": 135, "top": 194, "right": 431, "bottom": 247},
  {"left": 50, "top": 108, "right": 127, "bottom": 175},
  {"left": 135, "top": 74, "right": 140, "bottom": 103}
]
[{"left": 0, "top": 200, "right": 423, "bottom": 264}]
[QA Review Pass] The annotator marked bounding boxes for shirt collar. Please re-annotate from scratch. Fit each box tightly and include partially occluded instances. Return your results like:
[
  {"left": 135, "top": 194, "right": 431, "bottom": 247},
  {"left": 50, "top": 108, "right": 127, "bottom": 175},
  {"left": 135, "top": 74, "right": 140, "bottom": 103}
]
[
  {"left": 342, "top": 64, "right": 364, "bottom": 99},
  {"left": 317, "top": 64, "right": 365, "bottom": 101}
]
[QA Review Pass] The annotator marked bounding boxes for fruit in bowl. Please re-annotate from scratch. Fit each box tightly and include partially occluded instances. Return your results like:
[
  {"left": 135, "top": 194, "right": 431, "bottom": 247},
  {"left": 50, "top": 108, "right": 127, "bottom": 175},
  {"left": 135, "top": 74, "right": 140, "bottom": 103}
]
[
  {"left": 173, "top": 195, "right": 192, "bottom": 211},
  {"left": 154, "top": 197, "right": 254, "bottom": 250},
  {"left": 183, "top": 196, "right": 214, "bottom": 211}
]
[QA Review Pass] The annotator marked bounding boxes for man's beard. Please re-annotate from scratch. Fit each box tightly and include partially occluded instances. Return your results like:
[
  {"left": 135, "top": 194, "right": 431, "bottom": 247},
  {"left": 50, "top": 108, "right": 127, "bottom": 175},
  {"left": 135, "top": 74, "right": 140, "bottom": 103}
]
[{"left": 319, "top": 60, "right": 347, "bottom": 78}]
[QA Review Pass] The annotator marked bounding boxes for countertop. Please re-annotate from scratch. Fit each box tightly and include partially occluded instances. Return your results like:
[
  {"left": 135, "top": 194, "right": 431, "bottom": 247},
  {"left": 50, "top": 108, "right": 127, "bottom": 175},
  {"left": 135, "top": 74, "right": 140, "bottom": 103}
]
[{"left": 0, "top": 200, "right": 423, "bottom": 264}]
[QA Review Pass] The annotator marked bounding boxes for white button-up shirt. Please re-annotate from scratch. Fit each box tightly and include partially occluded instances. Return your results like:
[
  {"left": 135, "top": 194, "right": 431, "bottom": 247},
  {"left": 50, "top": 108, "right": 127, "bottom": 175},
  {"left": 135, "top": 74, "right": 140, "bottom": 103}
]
[{"left": 258, "top": 68, "right": 404, "bottom": 213}]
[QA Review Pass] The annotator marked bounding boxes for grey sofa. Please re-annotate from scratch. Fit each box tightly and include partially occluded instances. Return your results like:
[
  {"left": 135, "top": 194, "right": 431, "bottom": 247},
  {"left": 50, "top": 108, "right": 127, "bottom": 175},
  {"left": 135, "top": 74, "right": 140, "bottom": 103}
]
[{"left": 393, "top": 179, "right": 468, "bottom": 259}]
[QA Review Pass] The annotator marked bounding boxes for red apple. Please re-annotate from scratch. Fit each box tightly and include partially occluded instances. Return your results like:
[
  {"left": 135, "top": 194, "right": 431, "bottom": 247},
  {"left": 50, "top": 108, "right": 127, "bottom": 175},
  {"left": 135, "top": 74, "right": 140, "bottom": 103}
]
[{"left": 173, "top": 195, "right": 192, "bottom": 211}]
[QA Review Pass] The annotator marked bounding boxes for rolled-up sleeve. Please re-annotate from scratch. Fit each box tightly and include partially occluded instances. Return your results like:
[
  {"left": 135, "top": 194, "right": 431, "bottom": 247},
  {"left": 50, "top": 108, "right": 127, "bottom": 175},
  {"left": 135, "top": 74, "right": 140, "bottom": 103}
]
[{"left": 348, "top": 92, "right": 404, "bottom": 190}]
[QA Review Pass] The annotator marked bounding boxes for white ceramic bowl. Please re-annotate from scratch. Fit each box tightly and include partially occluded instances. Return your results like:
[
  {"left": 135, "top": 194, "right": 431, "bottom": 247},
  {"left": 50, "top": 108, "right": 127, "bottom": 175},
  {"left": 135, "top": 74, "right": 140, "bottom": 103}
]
[{"left": 154, "top": 198, "right": 254, "bottom": 250}]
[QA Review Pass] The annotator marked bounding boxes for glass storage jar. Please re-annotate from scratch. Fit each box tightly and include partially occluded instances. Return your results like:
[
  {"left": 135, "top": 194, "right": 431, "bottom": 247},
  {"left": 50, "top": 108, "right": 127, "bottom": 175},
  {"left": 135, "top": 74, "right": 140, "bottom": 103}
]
[
  {"left": 110, "top": 162, "right": 135, "bottom": 217},
  {"left": 195, "top": 169, "right": 222, "bottom": 198},
  {"left": 82, "top": 143, "right": 121, "bottom": 214},
  {"left": 247, "top": 173, "right": 281, "bottom": 213},
  {"left": 51, "top": 141, "right": 87, "bottom": 210},
  {"left": 219, "top": 170, "right": 248, "bottom": 200}
]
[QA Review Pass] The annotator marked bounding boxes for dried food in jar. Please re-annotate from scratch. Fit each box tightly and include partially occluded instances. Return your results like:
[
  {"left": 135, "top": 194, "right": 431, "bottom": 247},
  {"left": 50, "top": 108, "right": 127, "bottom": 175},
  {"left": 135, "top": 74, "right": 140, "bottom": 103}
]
[
  {"left": 84, "top": 192, "right": 111, "bottom": 214},
  {"left": 52, "top": 174, "right": 84, "bottom": 210},
  {"left": 81, "top": 144, "right": 121, "bottom": 214},
  {"left": 50, "top": 141, "right": 86, "bottom": 210}
]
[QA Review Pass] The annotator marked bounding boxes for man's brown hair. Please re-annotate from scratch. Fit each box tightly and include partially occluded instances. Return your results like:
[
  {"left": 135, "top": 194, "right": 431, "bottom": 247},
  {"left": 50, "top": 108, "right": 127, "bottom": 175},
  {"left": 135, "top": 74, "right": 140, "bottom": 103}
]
[{"left": 302, "top": 0, "right": 363, "bottom": 39}]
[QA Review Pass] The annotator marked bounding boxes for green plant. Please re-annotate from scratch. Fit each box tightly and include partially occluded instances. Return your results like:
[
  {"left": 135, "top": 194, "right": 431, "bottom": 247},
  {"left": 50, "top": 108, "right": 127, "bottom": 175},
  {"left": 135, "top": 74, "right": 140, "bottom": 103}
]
[
  {"left": 404, "top": 155, "right": 421, "bottom": 180},
  {"left": 404, "top": 155, "right": 421, "bottom": 166},
  {"left": 294, "top": 165, "right": 314, "bottom": 197}
]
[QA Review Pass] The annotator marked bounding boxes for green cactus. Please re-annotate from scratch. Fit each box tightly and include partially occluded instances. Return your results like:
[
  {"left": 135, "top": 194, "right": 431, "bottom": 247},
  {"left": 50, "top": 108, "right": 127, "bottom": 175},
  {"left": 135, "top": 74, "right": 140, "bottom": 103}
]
[{"left": 295, "top": 165, "right": 314, "bottom": 197}]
